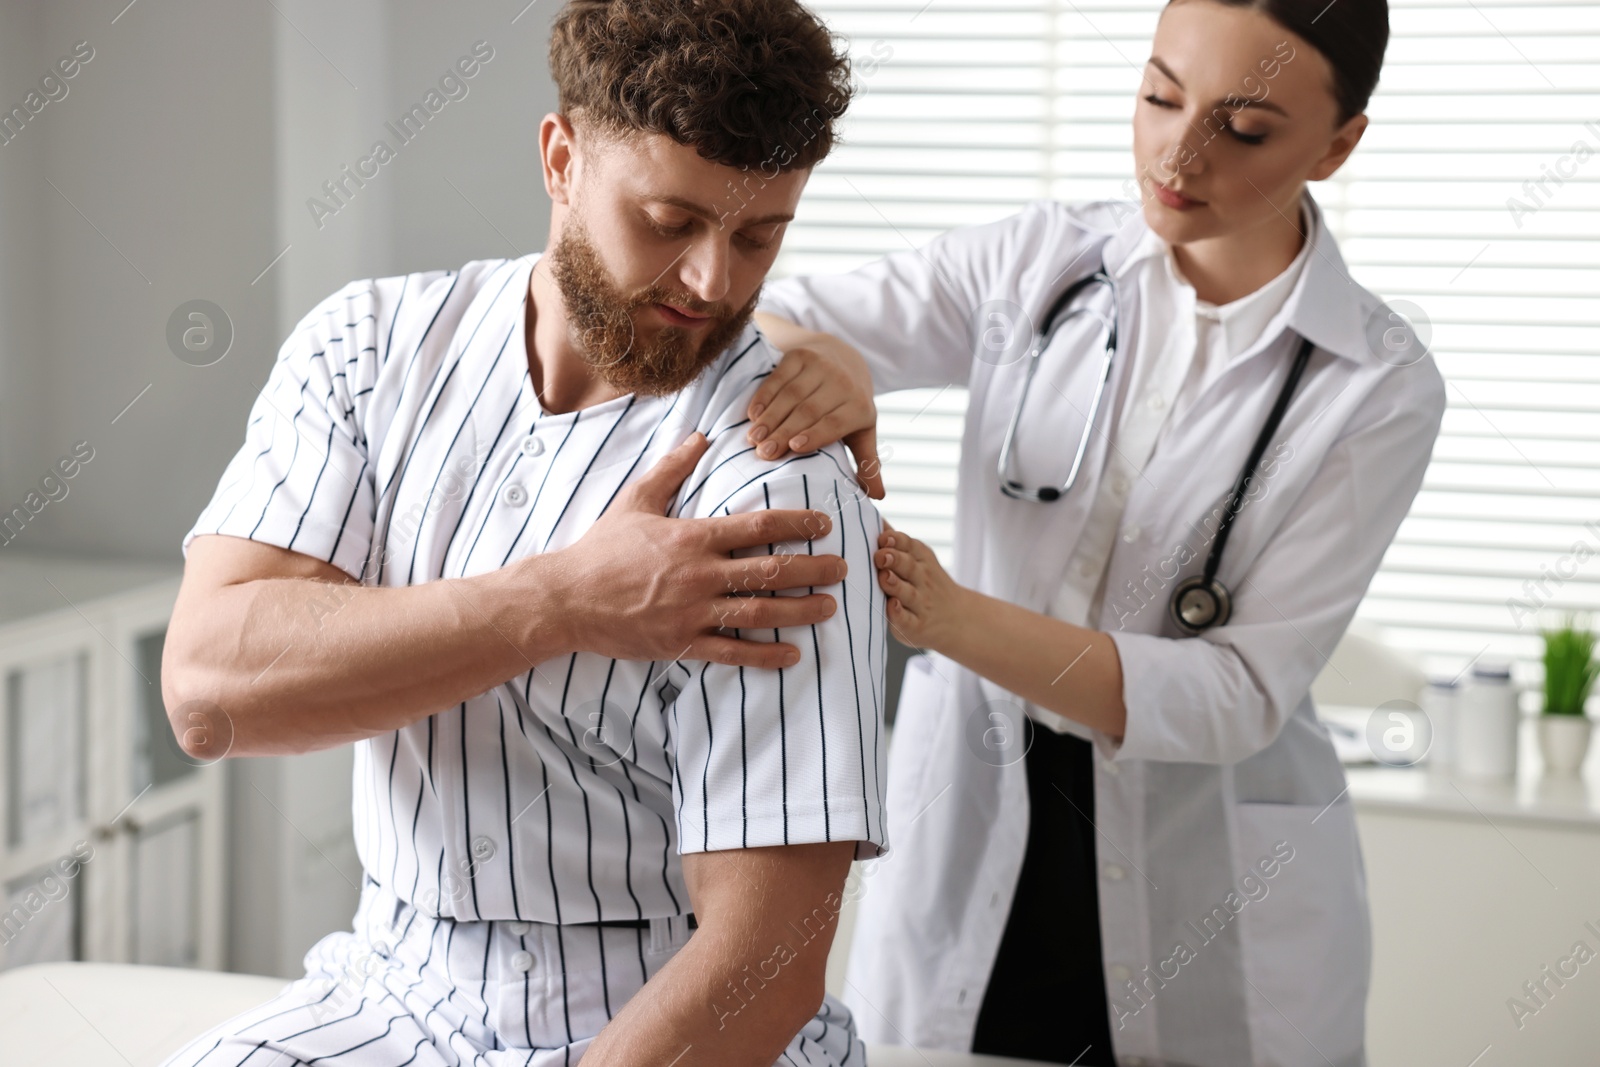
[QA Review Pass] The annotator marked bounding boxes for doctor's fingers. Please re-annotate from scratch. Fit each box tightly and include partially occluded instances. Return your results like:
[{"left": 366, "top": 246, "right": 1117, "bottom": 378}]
[
  {"left": 843, "top": 426, "right": 886, "bottom": 500},
  {"left": 747, "top": 345, "right": 825, "bottom": 432},
  {"left": 874, "top": 545, "right": 920, "bottom": 581},
  {"left": 751, "top": 380, "right": 844, "bottom": 459},
  {"left": 877, "top": 564, "right": 924, "bottom": 614},
  {"left": 883, "top": 590, "right": 930, "bottom": 645},
  {"left": 877, "top": 529, "right": 933, "bottom": 565}
]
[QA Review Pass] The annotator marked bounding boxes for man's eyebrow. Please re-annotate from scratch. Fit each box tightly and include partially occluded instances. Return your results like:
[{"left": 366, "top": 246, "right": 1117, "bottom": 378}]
[
  {"left": 1146, "top": 57, "right": 1289, "bottom": 117},
  {"left": 650, "top": 194, "right": 794, "bottom": 227}
]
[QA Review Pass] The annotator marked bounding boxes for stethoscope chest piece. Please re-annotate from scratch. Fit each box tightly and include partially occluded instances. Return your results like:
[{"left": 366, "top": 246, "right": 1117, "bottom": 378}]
[{"left": 1169, "top": 574, "right": 1232, "bottom": 636}]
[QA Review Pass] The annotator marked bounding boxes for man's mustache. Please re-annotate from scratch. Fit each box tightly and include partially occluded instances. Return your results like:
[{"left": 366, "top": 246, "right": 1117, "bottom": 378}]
[{"left": 630, "top": 289, "right": 729, "bottom": 320}]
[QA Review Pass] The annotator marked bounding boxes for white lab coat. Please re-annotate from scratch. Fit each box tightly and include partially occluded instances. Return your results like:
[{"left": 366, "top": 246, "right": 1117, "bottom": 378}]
[{"left": 759, "top": 192, "right": 1447, "bottom": 1067}]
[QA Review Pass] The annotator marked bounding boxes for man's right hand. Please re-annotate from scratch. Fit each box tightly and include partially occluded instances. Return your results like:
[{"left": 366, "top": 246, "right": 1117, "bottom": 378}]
[{"left": 547, "top": 431, "right": 846, "bottom": 670}]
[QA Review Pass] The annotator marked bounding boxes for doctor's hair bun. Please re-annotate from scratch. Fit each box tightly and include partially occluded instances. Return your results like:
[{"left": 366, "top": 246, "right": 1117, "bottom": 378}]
[
  {"left": 549, "top": 0, "right": 853, "bottom": 173},
  {"left": 1187, "top": 0, "right": 1389, "bottom": 124}
]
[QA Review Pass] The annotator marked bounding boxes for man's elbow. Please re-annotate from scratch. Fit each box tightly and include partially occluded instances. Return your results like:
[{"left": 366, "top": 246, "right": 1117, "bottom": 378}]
[
  {"left": 764, "top": 963, "right": 832, "bottom": 1035},
  {"left": 161, "top": 624, "right": 246, "bottom": 762}
]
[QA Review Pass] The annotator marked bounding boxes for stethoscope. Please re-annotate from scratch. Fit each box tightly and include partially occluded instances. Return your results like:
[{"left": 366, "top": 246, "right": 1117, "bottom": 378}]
[{"left": 996, "top": 254, "right": 1316, "bottom": 635}]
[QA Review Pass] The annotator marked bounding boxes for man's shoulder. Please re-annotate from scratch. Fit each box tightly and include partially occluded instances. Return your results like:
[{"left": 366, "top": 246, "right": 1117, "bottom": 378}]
[
  {"left": 691, "top": 323, "right": 780, "bottom": 421},
  {"left": 293, "top": 256, "right": 526, "bottom": 362},
  {"left": 672, "top": 325, "right": 867, "bottom": 523}
]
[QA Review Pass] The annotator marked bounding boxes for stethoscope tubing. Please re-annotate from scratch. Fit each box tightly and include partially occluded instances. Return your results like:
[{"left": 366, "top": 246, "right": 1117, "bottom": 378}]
[{"left": 994, "top": 251, "right": 1318, "bottom": 633}]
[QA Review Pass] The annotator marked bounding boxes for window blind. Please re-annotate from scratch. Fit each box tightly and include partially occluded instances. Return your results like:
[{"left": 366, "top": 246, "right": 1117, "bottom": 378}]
[{"left": 772, "top": 0, "right": 1600, "bottom": 679}]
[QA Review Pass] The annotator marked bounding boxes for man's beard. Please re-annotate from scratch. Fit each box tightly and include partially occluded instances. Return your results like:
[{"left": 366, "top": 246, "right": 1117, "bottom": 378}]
[{"left": 549, "top": 217, "right": 760, "bottom": 396}]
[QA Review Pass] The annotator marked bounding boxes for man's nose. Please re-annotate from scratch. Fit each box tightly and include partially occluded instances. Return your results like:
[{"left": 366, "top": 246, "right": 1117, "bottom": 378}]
[{"left": 678, "top": 237, "right": 732, "bottom": 305}]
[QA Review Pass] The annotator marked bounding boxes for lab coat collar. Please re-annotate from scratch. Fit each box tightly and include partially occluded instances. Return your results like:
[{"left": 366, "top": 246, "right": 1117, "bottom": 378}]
[
  {"left": 1279, "top": 191, "right": 1378, "bottom": 366},
  {"left": 1099, "top": 189, "right": 1376, "bottom": 366}
]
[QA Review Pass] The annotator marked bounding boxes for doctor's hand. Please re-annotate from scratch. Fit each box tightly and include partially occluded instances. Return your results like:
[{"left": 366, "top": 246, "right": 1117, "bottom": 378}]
[
  {"left": 876, "top": 526, "right": 967, "bottom": 652},
  {"left": 747, "top": 313, "right": 885, "bottom": 500}
]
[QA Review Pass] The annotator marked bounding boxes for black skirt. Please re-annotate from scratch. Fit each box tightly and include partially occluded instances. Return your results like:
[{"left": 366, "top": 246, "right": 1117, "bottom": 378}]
[{"left": 970, "top": 720, "right": 1116, "bottom": 1066}]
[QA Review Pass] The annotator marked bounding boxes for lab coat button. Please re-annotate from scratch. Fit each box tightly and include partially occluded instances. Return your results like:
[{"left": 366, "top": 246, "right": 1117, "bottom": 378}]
[
  {"left": 507, "top": 920, "right": 531, "bottom": 936},
  {"left": 502, "top": 484, "right": 528, "bottom": 507},
  {"left": 511, "top": 949, "right": 535, "bottom": 972},
  {"left": 1104, "top": 863, "right": 1126, "bottom": 881},
  {"left": 1110, "top": 964, "right": 1132, "bottom": 982},
  {"left": 520, "top": 435, "right": 544, "bottom": 457},
  {"left": 1121, "top": 526, "right": 1141, "bottom": 544},
  {"left": 1147, "top": 391, "right": 1165, "bottom": 411}
]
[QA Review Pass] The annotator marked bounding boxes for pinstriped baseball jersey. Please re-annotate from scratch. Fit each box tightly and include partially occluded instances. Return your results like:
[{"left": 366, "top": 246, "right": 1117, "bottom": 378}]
[{"left": 182, "top": 254, "right": 889, "bottom": 924}]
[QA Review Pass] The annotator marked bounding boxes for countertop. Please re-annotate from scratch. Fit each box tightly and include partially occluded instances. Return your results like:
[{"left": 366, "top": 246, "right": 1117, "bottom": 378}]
[{"left": 1326, "top": 707, "right": 1600, "bottom": 831}]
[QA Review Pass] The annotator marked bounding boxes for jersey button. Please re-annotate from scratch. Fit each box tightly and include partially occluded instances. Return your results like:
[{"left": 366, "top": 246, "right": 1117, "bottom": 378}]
[
  {"left": 520, "top": 435, "right": 544, "bottom": 457},
  {"left": 506, "top": 920, "right": 531, "bottom": 936},
  {"left": 1104, "top": 863, "right": 1127, "bottom": 882},
  {"left": 511, "top": 949, "right": 535, "bottom": 973},
  {"left": 1146, "top": 391, "right": 1166, "bottom": 411},
  {"left": 1109, "top": 963, "right": 1133, "bottom": 983},
  {"left": 471, "top": 835, "right": 497, "bottom": 860},
  {"left": 502, "top": 484, "right": 528, "bottom": 508},
  {"left": 1120, "top": 525, "right": 1141, "bottom": 544}
]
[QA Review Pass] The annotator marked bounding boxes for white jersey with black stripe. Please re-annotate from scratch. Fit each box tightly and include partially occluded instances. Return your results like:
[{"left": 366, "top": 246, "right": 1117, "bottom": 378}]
[{"left": 183, "top": 254, "right": 889, "bottom": 924}]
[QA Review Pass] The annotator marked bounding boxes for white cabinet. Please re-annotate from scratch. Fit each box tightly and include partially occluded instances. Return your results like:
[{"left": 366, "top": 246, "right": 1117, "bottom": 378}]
[
  {"left": 1351, "top": 738, "right": 1600, "bottom": 1066},
  {"left": 0, "top": 553, "right": 223, "bottom": 972}
]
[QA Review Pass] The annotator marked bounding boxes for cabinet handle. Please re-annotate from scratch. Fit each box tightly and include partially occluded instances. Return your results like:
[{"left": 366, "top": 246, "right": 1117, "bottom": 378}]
[{"left": 90, "top": 814, "right": 142, "bottom": 841}]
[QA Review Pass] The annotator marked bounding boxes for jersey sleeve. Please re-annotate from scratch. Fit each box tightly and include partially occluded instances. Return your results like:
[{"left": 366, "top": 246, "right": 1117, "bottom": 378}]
[
  {"left": 667, "top": 441, "right": 889, "bottom": 861},
  {"left": 180, "top": 282, "right": 381, "bottom": 581}
]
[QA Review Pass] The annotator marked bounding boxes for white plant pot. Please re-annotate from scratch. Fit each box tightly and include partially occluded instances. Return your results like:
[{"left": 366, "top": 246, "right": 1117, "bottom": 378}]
[{"left": 1537, "top": 715, "right": 1592, "bottom": 776}]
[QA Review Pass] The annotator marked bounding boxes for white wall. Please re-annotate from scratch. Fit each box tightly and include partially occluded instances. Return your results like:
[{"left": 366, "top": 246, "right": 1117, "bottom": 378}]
[{"left": 0, "top": 0, "right": 556, "bottom": 562}]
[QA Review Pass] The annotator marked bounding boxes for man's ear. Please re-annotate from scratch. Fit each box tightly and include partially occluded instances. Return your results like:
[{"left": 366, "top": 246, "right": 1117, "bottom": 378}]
[{"left": 540, "top": 112, "right": 580, "bottom": 205}]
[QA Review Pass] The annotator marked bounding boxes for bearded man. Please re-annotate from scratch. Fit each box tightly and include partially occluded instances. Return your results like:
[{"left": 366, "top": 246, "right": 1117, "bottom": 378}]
[{"left": 160, "top": 2, "right": 888, "bottom": 1064}]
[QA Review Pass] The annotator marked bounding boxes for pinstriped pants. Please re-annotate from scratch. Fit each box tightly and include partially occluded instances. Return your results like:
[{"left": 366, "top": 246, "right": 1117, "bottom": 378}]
[{"left": 161, "top": 876, "right": 866, "bottom": 1067}]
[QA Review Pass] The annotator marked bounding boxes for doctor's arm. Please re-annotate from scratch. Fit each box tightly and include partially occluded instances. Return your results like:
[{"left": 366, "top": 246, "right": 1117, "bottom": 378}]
[
  {"left": 748, "top": 201, "right": 1073, "bottom": 472},
  {"left": 878, "top": 374, "right": 1446, "bottom": 764},
  {"left": 875, "top": 531, "right": 1131, "bottom": 741}
]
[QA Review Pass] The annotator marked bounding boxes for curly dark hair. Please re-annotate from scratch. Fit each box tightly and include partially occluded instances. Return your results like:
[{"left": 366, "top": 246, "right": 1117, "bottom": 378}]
[{"left": 549, "top": 0, "right": 852, "bottom": 174}]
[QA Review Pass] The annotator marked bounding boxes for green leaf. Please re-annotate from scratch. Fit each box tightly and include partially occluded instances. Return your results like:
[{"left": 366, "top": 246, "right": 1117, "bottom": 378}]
[{"left": 1542, "top": 613, "right": 1599, "bottom": 717}]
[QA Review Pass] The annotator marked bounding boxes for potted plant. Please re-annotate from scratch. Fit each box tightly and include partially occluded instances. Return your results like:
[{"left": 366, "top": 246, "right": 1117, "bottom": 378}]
[{"left": 1538, "top": 614, "right": 1598, "bottom": 775}]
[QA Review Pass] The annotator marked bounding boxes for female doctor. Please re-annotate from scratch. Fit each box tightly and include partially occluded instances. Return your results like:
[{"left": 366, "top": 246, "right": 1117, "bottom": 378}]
[{"left": 748, "top": 0, "right": 1445, "bottom": 1064}]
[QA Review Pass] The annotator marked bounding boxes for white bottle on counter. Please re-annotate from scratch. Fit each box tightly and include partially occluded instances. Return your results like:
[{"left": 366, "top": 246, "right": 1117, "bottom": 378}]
[
  {"left": 1455, "top": 659, "right": 1520, "bottom": 779},
  {"left": 1421, "top": 676, "right": 1459, "bottom": 774}
]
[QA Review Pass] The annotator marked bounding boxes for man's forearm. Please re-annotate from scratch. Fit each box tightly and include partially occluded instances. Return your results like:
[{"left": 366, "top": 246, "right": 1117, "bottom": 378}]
[
  {"left": 165, "top": 556, "right": 572, "bottom": 758},
  {"left": 581, "top": 842, "right": 853, "bottom": 1067}
]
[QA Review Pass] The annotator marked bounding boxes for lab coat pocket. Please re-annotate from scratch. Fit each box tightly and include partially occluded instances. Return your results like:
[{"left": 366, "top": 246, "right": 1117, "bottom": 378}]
[{"left": 1232, "top": 799, "right": 1370, "bottom": 1067}]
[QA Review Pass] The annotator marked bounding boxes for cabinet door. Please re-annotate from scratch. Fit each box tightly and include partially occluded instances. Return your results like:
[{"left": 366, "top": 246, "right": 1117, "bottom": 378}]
[
  {"left": 0, "top": 624, "right": 94, "bottom": 971},
  {"left": 101, "top": 585, "right": 225, "bottom": 969}
]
